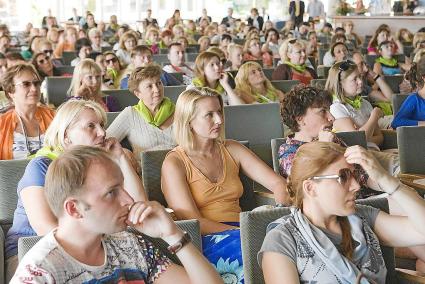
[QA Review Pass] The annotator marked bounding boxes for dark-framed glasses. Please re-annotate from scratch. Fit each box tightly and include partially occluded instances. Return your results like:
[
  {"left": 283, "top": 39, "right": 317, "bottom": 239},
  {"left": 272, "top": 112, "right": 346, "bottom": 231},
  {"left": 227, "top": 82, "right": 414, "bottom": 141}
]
[
  {"left": 42, "top": 49, "right": 53, "bottom": 55},
  {"left": 37, "top": 56, "right": 50, "bottom": 65},
  {"left": 105, "top": 57, "right": 118, "bottom": 64},
  {"left": 308, "top": 168, "right": 361, "bottom": 186},
  {"left": 14, "top": 80, "right": 42, "bottom": 88}
]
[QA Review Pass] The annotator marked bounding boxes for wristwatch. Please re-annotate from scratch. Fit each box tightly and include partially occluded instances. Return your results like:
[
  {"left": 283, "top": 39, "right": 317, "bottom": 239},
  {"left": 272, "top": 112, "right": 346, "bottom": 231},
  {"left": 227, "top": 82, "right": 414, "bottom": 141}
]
[{"left": 167, "top": 231, "right": 191, "bottom": 254}]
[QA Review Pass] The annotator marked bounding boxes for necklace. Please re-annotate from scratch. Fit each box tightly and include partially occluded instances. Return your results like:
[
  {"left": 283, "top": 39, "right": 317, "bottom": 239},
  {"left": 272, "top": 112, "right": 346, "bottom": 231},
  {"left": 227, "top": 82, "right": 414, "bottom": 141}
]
[
  {"left": 16, "top": 113, "right": 41, "bottom": 156},
  {"left": 188, "top": 144, "right": 223, "bottom": 183}
]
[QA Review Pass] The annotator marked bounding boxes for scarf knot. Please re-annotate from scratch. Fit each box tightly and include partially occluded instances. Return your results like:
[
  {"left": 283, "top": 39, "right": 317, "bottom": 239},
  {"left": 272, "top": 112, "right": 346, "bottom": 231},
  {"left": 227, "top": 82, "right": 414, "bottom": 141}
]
[
  {"left": 133, "top": 97, "right": 175, "bottom": 127},
  {"left": 192, "top": 77, "right": 225, "bottom": 94},
  {"left": 284, "top": 61, "right": 307, "bottom": 73},
  {"left": 375, "top": 57, "right": 398, "bottom": 67}
]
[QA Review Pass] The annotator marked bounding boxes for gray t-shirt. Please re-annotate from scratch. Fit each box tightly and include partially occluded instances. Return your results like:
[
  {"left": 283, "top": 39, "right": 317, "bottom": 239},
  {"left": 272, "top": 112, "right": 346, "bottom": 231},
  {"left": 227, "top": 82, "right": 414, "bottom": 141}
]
[{"left": 258, "top": 205, "right": 382, "bottom": 284}]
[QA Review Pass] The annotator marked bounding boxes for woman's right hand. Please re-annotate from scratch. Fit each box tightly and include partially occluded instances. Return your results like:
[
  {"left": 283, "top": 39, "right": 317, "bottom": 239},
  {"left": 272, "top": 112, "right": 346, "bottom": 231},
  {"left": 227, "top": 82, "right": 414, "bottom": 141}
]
[{"left": 76, "top": 83, "right": 95, "bottom": 99}]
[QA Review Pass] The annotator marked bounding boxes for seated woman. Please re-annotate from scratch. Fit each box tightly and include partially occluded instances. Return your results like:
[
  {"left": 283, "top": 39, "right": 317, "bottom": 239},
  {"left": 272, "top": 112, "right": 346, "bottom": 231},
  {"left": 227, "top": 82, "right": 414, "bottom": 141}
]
[
  {"left": 198, "top": 35, "right": 211, "bottom": 53},
  {"left": 187, "top": 51, "right": 244, "bottom": 105},
  {"left": 142, "top": 27, "right": 160, "bottom": 54},
  {"left": 373, "top": 40, "right": 410, "bottom": 76},
  {"left": 0, "top": 63, "right": 55, "bottom": 160},
  {"left": 392, "top": 58, "right": 425, "bottom": 128},
  {"left": 4, "top": 99, "right": 146, "bottom": 282},
  {"left": 261, "top": 28, "right": 281, "bottom": 59},
  {"left": 67, "top": 58, "right": 120, "bottom": 112},
  {"left": 272, "top": 39, "right": 317, "bottom": 85},
  {"left": 323, "top": 41, "right": 349, "bottom": 67},
  {"left": 260, "top": 141, "right": 425, "bottom": 283},
  {"left": 161, "top": 88, "right": 289, "bottom": 282},
  {"left": 368, "top": 25, "right": 402, "bottom": 56},
  {"left": 115, "top": 31, "right": 138, "bottom": 67},
  {"left": 32, "top": 52, "right": 62, "bottom": 79},
  {"left": 226, "top": 43, "right": 243, "bottom": 72},
  {"left": 235, "top": 61, "right": 283, "bottom": 103},
  {"left": 107, "top": 65, "right": 176, "bottom": 157},
  {"left": 102, "top": 51, "right": 125, "bottom": 89},
  {"left": 243, "top": 37, "right": 273, "bottom": 68},
  {"left": 325, "top": 60, "right": 387, "bottom": 150}
]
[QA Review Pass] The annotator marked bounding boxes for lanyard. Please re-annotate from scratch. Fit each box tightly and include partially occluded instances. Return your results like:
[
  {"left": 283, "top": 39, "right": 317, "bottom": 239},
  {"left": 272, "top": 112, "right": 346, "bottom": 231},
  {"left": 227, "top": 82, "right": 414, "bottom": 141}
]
[{"left": 16, "top": 113, "right": 41, "bottom": 156}]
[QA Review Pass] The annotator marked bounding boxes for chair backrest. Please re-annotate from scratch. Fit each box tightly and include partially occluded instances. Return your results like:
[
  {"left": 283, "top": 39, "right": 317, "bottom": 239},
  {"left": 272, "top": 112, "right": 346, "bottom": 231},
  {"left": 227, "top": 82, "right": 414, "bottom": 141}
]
[
  {"left": 270, "top": 138, "right": 285, "bottom": 174},
  {"left": 140, "top": 141, "right": 257, "bottom": 212},
  {"left": 186, "top": 45, "right": 200, "bottom": 53},
  {"left": 240, "top": 196, "right": 397, "bottom": 284},
  {"left": 62, "top": 51, "right": 77, "bottom": 65},
  {"left": 168, "top": 72, "right": 183, "bottom": 83},
  {"left": 164, "top": 85, "right": 187, "bottom": 103},
  {"left": 318, "top": 47, "right": 327, "bottom": 65},
  {"left": 397, "top": 126, "right": 425, "bottom": 174},
  {"left": 366, "top": 54, "right": 405, "bottom": 68},
  {"left": 335, "top": 131, "right": 368, "bottom": 149},
  {"left": 185, "top": 53, "right": 199, "bottom": 63},
  {"left": 152, "top": 54, "right": 170, "bottom": 64},
  {"left": 102, "top": 89, "right": 138, "bottom": 111},
  {"left": 55, "top": 65, "right": 75, "bottom": 75},
  {"left": 0, "top": 159, "right": 29, "bottom": 227},
  {"left": 392, "top": 94, "right": 409, "bottom": 115},
  {"left": 317, "top": 65, "right": 331, "bottom": 79},
  {"left": 45, "top": 76, "right": 72, "bottom": 107},
  {"left": 224, "top": 103, "right": 284, "bottom": 167},
  {"left": 262, "top": 68, "right": 274, "bottom": 80},
  {"left": 18, "top": 219, "right": 202, "bottom": 265},
  {"left": 310, "top": 78, "right": 327, "bottom": 89},
  {"left": 106, "top": 111, "right": 120, "bottom": 128},
  {"left": 383, "top": 75, "right": 404, "bottom": 94},
  {"left": 271, "top": 80, "right": 299, "bottom": 93}
]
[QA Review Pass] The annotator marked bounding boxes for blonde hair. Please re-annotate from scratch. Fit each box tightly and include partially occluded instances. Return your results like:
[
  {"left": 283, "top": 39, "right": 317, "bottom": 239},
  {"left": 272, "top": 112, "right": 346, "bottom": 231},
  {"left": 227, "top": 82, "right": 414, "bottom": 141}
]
[
  {"left": 279, "top": 38, "right": 305, "bottom": 62},
  {"left": 207, "top": 46, "right": 225, "bottom": 59},
  {"left": 119, "top": 31, "right": 138, "bottom": 50},
  {"left": 235, "top": 61, "right": 278, "bottom": 99},
  {"left": 413, "top": 48, "right": 425, "bottom": 63},
  {"left": 43, "top": 100, "right": 106, "bottom": 150},
  {"left": 67, "top": 58, "right": 102, "bottom": 98},
  {"left": 174, "top": 88, "right": 224, "bottom": 151},
  {"left": 194, "top": 51, "right": 220, "bottom": 85},
  {"left": 227, "top": 43, "right": 243, "bottom": 56},
  {"left": 289, "top": 141, "right": 354, "bottom": 259},
  {"left": 324, "top": 61, "right": 357, "bottom": 103}
]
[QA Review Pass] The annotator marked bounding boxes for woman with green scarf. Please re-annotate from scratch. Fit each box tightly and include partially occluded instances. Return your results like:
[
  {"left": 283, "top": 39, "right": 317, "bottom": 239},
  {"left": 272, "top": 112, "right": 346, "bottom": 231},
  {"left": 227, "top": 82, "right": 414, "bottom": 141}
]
[
  {"left": 187, "top": 51, "right": 245, "bottom": 106},
  {"left": 235, "top": 61, "right": 284, "bottom": 104},
  {"left": 107, "top": 64, "right": 176, "bottom": 157},
  {"left": 373, "top": 40, "right": 411, "bottom": 76},
  {"left": 5, "top": 99, "right": 146, "bottom": 282},
  {"left": 272, "top": 38, "right": 317, "bottom": 85}
]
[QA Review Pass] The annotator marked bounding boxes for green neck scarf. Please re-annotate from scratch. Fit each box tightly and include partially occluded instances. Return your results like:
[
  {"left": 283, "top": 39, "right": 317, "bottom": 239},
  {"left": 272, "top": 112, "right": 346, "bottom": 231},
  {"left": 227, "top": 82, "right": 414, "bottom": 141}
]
[
  {"left": 376, "top": 56, "right": 398, "bottom": 67},
  {"left": 32, "top": 146, "right": 63, "bottom": 160},
  {"left": 192, "top": 77, "right": 225, "bottom": 94},
  {"left": 284, "top": 61, "right": 307, "bottom": 73},
  {"left": 344, "top": 95, "right": 363, "bottom": 109},
  {"left": 254, "top": 89, "right": 277, "bottom": 103},
  {"left": 133, "top": 97, "right": 175, "bottom": 127}
]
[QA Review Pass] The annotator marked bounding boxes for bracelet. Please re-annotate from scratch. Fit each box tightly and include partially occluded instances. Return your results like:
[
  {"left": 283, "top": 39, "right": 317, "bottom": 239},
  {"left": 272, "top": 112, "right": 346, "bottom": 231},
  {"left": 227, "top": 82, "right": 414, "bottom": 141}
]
[
  {"left": 373, "top": 74, "right": 380, "bottom": 81},
  {"left": 388, "top": 182, "right": 402, "bottom": 196},
  {"left": 167, "top": 231, "right": 191, "bottom": 254}
]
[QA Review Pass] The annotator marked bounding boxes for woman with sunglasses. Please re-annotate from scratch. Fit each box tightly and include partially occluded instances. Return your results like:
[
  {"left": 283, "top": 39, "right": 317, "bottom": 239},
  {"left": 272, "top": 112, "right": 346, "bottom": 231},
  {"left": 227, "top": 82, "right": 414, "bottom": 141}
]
[
  {"left": 4, "top": 99, "right": 146, "bottom": 282},
  {"left": 162, "top": 88, "right": 289, "bottom": 282},
  {"left": 31, "top": 52, "right": 61, "bottom": 79},
  {"left": 260, "top": 141, "right": 425, "bottom": 283},
  {"left": 243, "top": 37, "right": 273, "bottom": 68},
  {"left": 272, "top": 38, "right": 317, "bottom": 85},
  {"left": 103, "top": 51, "right": 124, "bottom": 89},
  {"left": 67, "top": 59, "right": 119, "bottom": 112},
  {"left": 187, "top": 51, "right": 244, "bottom": 105},
  {"left": 0, "top": 63, "right": 55, "bottom": 160},
  {"left": 325, "top": 60, "right": 389, "bottom": 150},
  {"left": 234, "top": 61, "right": 283, "bottom": 104}
]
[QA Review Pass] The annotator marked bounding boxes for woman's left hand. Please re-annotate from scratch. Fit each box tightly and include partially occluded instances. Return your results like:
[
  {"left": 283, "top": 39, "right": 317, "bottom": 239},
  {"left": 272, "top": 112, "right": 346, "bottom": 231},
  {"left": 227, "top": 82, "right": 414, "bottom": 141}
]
[{"left": 344, "top": 145, "right": 387, "bottom": 182}]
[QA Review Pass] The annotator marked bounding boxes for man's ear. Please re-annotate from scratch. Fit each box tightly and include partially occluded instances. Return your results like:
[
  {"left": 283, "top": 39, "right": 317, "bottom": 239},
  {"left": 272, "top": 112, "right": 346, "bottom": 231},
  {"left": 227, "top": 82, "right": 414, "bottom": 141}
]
[
  {"left": 296, "top": 115, "right": 305, "bottom": 127},
  {"left": 302, "top": 179, "right": 317, "bottom": 198},
  {"left": 64, "top": 198, "right": 84, "bottom": 219}
]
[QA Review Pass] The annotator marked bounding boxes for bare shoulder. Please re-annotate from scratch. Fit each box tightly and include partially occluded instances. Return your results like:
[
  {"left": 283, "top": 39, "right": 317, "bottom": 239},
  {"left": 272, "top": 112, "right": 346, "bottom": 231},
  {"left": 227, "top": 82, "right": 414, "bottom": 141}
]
[{"left": 162, "top": 150, "right": 185, "bottom": 172}]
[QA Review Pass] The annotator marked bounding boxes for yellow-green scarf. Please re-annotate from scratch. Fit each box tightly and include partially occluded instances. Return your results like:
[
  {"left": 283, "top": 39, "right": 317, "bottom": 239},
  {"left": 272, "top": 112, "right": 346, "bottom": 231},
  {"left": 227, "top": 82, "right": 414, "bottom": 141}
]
[
  {"left": 284, "top": 61, "right": 307, "bottom": 73},
  {"left": 133, "top": 97, "right": 175, "bottom": 127},
  {"left": 374, "top": 101, "right": 393, "bottom": 115},
  {"left": 32, "top": 146, "right": 63, "bottom": 160},
  {"left": 345, "top": 95, "right": 363, "bottom": 109},
  {"left": 375, "top": 57, "right": 398, "bottom": 67},
  {"left": 192, "top": 77, "right": 225, "bottom": 94},
  {"left": 253, "top": 89, "right": 277, "bottom": 103}
]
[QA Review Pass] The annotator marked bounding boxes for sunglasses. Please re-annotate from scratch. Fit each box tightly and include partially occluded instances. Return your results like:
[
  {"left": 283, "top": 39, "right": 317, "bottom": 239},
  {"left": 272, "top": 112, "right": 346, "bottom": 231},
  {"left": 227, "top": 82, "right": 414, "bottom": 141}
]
[
  {"left": 37, "top": 56, "right": 50, "bottom": 65},
  {"left": 42, "top": 49, "right": 53, "bottom": 55},
  {"left": 288, "top": 38, "right": 297, "bottom": 45},
  {"left": 309, "top": 167, "right": 361, "bottom": 186},
  {"left": 14, "top": 80, "right": 42, "bottom": 88},
  {"left": 105, "top": 57, "right": 118, "bottom": 64},
  {"left": 337, "top": 60, "right": 356, "bottom": 82}
]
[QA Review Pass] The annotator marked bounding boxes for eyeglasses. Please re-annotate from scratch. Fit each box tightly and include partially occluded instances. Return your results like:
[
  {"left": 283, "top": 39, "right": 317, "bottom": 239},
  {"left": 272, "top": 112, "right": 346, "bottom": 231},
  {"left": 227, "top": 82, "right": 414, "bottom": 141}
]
[
  {"left": 14, "top": 80, "right": 42, "bottom": 88},
  {"left": 37, "top": 56, "right": 50, "bottom": 65},
  {"left": 105, "top": 57, "right": 118, "bottom": 64},
  {"left": 288, "top": 38, "right": 297, "bottom": 44},
  {"left": 309, "top": 168, "right": 361, "bottom": 186},
  {"left": 42, "top": 49, "right": 53, "bottom": 55},
  {"left": 337, "top": 60, "right": 356, "bottom": 82}
]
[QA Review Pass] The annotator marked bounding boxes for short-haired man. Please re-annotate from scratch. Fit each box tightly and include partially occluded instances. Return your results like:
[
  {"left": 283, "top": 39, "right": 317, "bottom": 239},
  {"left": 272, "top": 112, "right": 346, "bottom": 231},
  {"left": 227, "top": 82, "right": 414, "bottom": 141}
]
[
  {"left": 162, "top": 42, "right": 194, "bottom": 85},
  {"left": 88, "top": 28, "right": 111, "bottom": 53},
  {"left": 11, "top": 146, "right": 222, "bottom": 283},
  {"left": 120, "top": 45, "right": 182, "bottom": 89}
]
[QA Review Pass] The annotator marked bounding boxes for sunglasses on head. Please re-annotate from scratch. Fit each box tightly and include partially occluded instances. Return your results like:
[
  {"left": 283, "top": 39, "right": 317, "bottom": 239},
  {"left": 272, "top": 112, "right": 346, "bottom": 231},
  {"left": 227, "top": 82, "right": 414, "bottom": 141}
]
[
  {"left": 105, "top": 57, "right": 118, "bottom": 64},
  {"left": 309, "top": 167, "right": 361, "bottom": 186},
  {"left": 14, "top": 80, "right": 42, "bottom": 88},
  {"left": 337, "top": 60, "right": 356, "bottom": 82}
]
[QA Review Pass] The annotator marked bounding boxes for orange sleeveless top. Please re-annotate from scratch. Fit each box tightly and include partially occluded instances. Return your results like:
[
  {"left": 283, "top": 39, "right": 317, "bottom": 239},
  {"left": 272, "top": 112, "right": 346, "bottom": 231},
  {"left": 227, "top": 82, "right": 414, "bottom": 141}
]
[{"left": 169, "top": 142, "right": 243, "bottom": 222}]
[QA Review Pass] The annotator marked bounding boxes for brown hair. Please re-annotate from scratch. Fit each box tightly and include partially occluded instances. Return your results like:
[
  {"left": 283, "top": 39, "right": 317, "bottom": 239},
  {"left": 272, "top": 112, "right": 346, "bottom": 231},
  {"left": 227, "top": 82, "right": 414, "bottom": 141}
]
[
  {"left": 404, "top": 57, "right": 425, "bottom": 90},
  {"left": 128, "top": 64, "right": 162, "bottom": 93},
  {"left": 1, "top": 63, "right": 40, "bottom": 98},
  {"left": 193, "top": 51, "right": 220, "bottom": 85},
  {"left": 289, "top": 141, "right": 354, "bottom": 259}
]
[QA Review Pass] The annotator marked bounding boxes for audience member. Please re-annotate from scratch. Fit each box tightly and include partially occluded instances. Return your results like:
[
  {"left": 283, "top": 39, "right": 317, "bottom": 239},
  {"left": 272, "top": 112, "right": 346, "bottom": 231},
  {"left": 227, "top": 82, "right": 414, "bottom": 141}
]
[{"left": 163, "top": 42, "right": 195, "bottom": 85}]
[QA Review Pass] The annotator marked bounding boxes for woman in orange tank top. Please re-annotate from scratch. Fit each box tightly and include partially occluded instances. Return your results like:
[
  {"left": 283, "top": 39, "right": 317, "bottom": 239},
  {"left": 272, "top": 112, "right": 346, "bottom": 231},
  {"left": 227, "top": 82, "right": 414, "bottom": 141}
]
[{"left": 161, "top": 87, "right": 289, "bottom": 283}]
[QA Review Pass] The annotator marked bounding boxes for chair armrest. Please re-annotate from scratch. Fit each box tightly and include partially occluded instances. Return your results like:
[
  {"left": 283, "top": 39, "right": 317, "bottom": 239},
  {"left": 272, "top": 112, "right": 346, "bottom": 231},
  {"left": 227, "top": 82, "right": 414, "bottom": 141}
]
[
  {"left": 381, "top": 129, "right": 398, "bottom": 150},
  {"left": 253, "top": 191, "right": 275, "bottom": 207},
  {"left": 398, "top": 173, "right": 425, "bottom": 196},
  {"left": 396, "top": 268, "right": 425, "bottom": 283}
]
